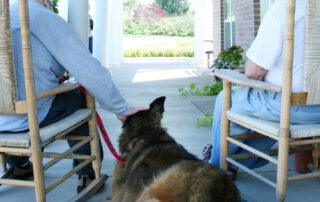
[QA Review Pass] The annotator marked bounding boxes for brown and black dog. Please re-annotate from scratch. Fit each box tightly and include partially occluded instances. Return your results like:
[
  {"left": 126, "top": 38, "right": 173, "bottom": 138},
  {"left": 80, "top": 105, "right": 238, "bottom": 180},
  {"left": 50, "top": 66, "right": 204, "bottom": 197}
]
[{"left": 111, "top": 97, "right": 240, "bottom": 202}]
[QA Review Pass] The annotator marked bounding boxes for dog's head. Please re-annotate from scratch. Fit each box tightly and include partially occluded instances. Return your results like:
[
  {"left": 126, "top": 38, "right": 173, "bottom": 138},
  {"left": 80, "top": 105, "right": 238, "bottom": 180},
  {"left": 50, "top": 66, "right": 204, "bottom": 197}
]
[{"left": 118, "top": 96, "right": 172, "bottom": 154}]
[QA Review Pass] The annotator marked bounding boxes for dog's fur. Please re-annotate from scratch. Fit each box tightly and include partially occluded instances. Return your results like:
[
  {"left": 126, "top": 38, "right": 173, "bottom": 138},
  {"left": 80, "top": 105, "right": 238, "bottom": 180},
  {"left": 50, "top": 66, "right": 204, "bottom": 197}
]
[{"left": 111, "top": 97, "right": 240, "bottom": 202}]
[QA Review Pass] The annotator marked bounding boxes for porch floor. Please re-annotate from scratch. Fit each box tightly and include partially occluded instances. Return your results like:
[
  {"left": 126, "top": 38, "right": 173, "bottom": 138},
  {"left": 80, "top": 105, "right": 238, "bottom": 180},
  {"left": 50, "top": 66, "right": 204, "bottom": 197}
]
[{"left": 0, "top": 64, "right": 319, "bottom": 202}]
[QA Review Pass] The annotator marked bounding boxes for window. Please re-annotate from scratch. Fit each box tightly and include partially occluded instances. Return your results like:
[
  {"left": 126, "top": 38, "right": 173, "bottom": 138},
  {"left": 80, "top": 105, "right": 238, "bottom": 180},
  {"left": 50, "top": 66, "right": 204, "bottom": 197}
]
[{"left": 224, "top": 0, "right": 235, "bottom": 49}]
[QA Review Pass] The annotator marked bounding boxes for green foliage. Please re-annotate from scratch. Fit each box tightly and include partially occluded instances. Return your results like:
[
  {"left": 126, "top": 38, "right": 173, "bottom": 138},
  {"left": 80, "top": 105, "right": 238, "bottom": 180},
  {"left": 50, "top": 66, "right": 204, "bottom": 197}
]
[
  {"left": 124, "top": 16, "right": 194, "bottom": 37},
  {"left": 124, "top": 48, "right": 194, "bottom": 57},
  {"left": 52, "top": 0, "right": 59, "bottom": 14},
  {"left": 124, "top": 0, "right": 137, "bottom": 11},
  {"left": 178, "top": 82, "right": 222, "bottom": 127},
  {"left": 179, "top": 81, "right": 223, "bottom": 96},
  {"left": 211, "top": 45, "right": 245, "bottom": 70},
  {"left": 197, "top": 114, "right": 213, "bottom": 127},
  {"left": 155, "top": 0, "right": 190, "bottom": 15}
]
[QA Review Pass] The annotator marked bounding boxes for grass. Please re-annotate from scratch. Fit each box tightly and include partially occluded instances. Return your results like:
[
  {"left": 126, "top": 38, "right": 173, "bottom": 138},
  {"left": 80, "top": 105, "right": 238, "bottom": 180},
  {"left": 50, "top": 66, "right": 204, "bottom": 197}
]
[
  {"left": 124, "top": 48, "right": 194, "bottom": 57},
  {"left": 123, "top": 35, "right": 194, "bottom": 57}
]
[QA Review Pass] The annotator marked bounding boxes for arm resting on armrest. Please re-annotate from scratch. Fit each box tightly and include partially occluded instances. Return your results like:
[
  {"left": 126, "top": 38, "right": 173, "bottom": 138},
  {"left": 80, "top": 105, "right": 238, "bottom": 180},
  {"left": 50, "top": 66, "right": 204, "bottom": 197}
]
[
  {"left": 214, "top": 69, "right": 281, "bottom": 92},
  {"left": 244, "top": 59, "right": 268, "bottom": 81}
]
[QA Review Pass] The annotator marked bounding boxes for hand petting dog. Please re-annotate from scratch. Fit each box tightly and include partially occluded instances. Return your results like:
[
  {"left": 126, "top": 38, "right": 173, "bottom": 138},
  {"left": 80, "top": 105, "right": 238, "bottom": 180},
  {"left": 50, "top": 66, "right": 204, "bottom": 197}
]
[{"left": 117, "top": 107, "right": 148, "bottom": 122}]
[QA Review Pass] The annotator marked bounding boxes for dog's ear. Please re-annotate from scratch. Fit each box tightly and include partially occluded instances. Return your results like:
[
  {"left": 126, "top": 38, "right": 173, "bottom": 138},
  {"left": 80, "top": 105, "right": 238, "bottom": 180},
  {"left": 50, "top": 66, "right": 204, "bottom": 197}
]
[{"left": 149, "top": 96, "right": 166, "bottom": 119}]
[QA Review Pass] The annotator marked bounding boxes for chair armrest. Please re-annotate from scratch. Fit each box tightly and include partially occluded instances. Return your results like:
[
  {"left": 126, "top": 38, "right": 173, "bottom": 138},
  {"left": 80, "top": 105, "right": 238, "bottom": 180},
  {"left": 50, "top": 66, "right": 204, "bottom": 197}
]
[
  {"left": 214, "top": 69, "right": 281, "bottom": 92},
  {"left": 37, "top": 83, "right": 80, "bottom": 99}
]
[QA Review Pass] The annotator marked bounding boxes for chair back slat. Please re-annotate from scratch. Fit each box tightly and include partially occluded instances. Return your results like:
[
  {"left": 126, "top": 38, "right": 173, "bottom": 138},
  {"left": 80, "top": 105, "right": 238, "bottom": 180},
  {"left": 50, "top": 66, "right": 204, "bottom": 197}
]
[
  {"left": 0, "top": 0, "right": 17, "bottom": 113},
  {"left": 303, "top": 0, "right": 320, "bottom": 104}
]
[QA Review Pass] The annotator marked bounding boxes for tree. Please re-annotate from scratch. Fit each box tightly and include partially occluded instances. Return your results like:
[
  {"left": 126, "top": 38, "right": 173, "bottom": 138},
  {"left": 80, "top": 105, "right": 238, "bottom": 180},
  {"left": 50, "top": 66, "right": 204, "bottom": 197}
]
[{"left": 155, "top": 0, "right": 190, "bottom": 15}]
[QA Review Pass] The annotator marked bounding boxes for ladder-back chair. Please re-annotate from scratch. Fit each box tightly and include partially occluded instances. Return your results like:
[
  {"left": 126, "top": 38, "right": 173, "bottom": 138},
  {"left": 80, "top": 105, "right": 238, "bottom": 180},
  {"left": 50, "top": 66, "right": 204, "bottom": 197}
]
[
  {"left": 214, "top": 0, "right": 320, "bottom": 201},
  {"left": 0, "top": 0, "right": 106, "bottom": 201}
]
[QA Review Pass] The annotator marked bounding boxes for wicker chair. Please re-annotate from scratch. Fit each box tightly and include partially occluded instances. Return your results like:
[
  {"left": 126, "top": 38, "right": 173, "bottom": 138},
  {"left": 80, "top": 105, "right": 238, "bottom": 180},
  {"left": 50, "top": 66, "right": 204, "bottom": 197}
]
[
  {"left": 0, "top": 0, "right": 106, "bottom": 201},
  {"left": 215, "top": 0, "right": 320, "bottom": 201}
]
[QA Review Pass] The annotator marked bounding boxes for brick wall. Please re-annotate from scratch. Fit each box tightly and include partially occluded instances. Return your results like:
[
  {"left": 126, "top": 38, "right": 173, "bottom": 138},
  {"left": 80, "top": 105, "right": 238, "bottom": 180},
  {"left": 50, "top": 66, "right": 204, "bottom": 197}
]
[
  {"left": 234, "top": 0, "right": 261, "bottom": 52},
  {"left": 212, "top": 0, "right": 224, "bottom": 59}
]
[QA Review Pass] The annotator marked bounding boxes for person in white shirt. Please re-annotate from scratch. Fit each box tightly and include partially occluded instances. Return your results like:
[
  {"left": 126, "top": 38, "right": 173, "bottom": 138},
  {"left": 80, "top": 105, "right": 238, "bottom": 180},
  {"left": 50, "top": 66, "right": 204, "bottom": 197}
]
[{"left": 206, "top": 0, "right": 320, "bottom": 176}]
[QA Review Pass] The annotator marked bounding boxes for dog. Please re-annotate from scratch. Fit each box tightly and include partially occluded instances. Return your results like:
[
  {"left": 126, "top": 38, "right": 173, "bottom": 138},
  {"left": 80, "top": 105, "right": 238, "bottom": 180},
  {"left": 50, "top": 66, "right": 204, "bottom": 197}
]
[{"left": 111, "top": 97, "right": 240, "bottom": 202}]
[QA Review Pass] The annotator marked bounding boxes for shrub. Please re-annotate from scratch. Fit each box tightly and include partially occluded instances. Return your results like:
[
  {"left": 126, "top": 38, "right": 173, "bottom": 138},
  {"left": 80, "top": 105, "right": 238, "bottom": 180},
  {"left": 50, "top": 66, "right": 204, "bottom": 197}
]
[
  {"left": 124, "top": 20, "right": 146, "bottom": 35},
  {"left": 133, "top": 3, "right": 166, "bottom": 21},
  {"left": 124, "top": 16, "right": 194, "bottom": 37},
  {"left": 155, "top": 0, "right": 190, "bottom": 15}
]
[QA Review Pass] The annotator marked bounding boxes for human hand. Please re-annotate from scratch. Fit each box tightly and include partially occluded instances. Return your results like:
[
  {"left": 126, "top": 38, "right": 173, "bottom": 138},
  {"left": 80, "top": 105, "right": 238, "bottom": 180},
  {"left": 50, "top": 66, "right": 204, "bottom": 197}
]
[{"left": 117, "top": 107, "right": 148, "bottom": 122}]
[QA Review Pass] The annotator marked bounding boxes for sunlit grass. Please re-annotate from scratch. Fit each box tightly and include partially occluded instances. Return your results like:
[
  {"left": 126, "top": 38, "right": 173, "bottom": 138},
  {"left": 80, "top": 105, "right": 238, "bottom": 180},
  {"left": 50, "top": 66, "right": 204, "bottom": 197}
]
[{"left": 123, "top": 35, "right": 195, "bottom": 57}]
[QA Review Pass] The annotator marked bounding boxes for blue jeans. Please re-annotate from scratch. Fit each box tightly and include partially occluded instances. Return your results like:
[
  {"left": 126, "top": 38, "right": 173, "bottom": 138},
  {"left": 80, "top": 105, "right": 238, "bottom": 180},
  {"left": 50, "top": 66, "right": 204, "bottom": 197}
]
[
  {"left": 210, "top": 87, "right": 320, "bottom": 169},
  {"left": 6, "top": 89, "right": 103, "bottom": 177}
]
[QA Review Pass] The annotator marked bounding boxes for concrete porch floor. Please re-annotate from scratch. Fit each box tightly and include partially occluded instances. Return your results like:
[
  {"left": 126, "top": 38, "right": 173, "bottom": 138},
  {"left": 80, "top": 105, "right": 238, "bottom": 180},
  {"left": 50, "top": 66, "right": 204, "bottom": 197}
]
[{"left": 0, "top": 64, "right": 319, "bottom": 202}]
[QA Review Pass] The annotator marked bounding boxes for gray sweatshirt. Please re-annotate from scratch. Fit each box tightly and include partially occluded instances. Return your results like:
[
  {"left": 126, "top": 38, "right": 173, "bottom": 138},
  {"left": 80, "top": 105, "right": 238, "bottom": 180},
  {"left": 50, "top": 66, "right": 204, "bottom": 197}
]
[{"left": 0, "top": 0, "right": 128, "bottom": 132}]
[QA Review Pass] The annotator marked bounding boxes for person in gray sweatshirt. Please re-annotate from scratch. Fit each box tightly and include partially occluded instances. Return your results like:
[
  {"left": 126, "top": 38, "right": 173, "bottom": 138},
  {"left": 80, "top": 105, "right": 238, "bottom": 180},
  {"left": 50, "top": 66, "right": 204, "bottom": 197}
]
[{"left": 0, "top": 0, "right": 140, "bottom": 193}]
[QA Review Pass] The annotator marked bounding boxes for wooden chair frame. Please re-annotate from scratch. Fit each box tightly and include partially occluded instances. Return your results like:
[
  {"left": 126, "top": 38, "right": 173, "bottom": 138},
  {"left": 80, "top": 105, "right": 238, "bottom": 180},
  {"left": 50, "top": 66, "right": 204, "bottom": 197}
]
[
  {"left": 204, "top": 40, "right": 214, "bottom": 68},
  {"left": 0, "top": 1, "right": 106, "bottom": 201},
  {"left": 215, "top": 0, "right": 320, "bottom": 201}
]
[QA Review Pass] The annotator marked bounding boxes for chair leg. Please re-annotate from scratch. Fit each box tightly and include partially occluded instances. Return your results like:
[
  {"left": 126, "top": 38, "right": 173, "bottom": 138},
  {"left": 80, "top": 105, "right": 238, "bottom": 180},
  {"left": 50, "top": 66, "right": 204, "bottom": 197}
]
[
  {"left": 220, "top": 81, "right": 231, "bottom": 171},
  {"left": 85, "top": 93, "right": 101, "bottom": 179},
  {"left": 312, "top": 143, "right": 320, "bottom": 168},
  {"left": 73, "top": 93, "right": 106, "bottom": 201},
  {"left": 88, "top": 111, "right": 101, "bottom": 179},
  {"left": 207, "top": 53, "right": 210, "bottom": 68},
  {"left": 31, "top": 142, "right": 46, "bottom": 202},
  {"left": 0, "top": 154, "right": 7, "bottom": 173},
  {"left": 276, "top": 136, "right": 289, "bottom": 202},
  {"left": 18, "top": 0, "right": 46, "bottom": 199}
]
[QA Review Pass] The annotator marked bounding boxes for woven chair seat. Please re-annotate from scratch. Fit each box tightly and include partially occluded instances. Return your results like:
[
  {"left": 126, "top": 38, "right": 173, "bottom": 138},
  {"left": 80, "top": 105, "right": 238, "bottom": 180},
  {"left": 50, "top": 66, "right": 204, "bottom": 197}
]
[
  {"left": 0, "top": 109, "right": 92, "bottom": 148},
  {"left": 227, "top": 111, "right": 320, "bottom": 139}
]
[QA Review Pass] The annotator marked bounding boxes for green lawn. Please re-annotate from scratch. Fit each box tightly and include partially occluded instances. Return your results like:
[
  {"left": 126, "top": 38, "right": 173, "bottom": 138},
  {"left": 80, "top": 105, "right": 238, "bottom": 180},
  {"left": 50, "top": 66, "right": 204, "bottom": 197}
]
[{"left": 123, "top": 35, "right": 195, "bottom": 57}]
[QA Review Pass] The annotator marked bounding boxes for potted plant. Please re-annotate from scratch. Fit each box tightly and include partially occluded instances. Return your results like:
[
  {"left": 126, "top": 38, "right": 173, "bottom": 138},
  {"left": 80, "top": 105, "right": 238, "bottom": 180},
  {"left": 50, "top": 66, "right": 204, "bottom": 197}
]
[{"left": 211, "top": 45, "right": 245, "bottom": 72}]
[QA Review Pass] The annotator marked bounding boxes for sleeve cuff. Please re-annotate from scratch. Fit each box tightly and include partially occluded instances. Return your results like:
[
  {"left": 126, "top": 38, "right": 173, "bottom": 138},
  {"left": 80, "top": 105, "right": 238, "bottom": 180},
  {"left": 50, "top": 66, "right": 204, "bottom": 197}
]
[
  {"left": 115, "top": 105, "right": 129, "bottom": 116},
  {"left": 246, "top": 51, "right": 273, "bottom": 71}
]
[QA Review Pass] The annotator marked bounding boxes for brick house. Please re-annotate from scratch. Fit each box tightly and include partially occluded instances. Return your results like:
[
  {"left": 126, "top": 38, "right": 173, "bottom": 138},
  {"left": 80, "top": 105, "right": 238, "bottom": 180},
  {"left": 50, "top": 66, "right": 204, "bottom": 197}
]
[{"left": 212, "top": 0, "right": 275, "bottom": 59}]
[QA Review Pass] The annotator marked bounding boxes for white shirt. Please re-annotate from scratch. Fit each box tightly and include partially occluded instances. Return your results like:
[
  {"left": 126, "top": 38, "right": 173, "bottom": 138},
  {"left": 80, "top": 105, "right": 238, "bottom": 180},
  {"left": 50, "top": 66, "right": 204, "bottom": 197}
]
[{"left": 246, "top": 0, "right": 306, "bottom": 92}]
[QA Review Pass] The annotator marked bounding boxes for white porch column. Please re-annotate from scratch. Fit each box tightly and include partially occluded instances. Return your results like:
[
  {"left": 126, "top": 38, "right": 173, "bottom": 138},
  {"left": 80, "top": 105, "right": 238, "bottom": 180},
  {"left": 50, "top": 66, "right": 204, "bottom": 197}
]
[
  {"left": 195, "top": 0, "right": 213, "bottom": 68},
  {"left": 106, "top": 0, "right": 123, "bottom": 68},
  {"left": 68, "top": 0, "right": 89, "bottom": 47},
  {"left": 57, "top": 1, "right": 68, "bottom": 21},
  {"left": 92, "top": 0, "right": 123, "bottom": 68},
  {"left": 92, "top": 0, "right": 108, "bottom": 66}
]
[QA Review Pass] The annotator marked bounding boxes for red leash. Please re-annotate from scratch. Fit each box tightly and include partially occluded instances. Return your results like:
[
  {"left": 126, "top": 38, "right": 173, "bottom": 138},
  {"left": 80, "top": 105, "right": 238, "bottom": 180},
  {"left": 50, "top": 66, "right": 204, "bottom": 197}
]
[
  {"left": 79, "top": 86, "right": 126, "bottom": 165},
  {"left": 96, "top": 113, "right": 126, "bottom": 165},
  {"left": 59, "top": 77, "right": 126, "bottom": 165}
]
